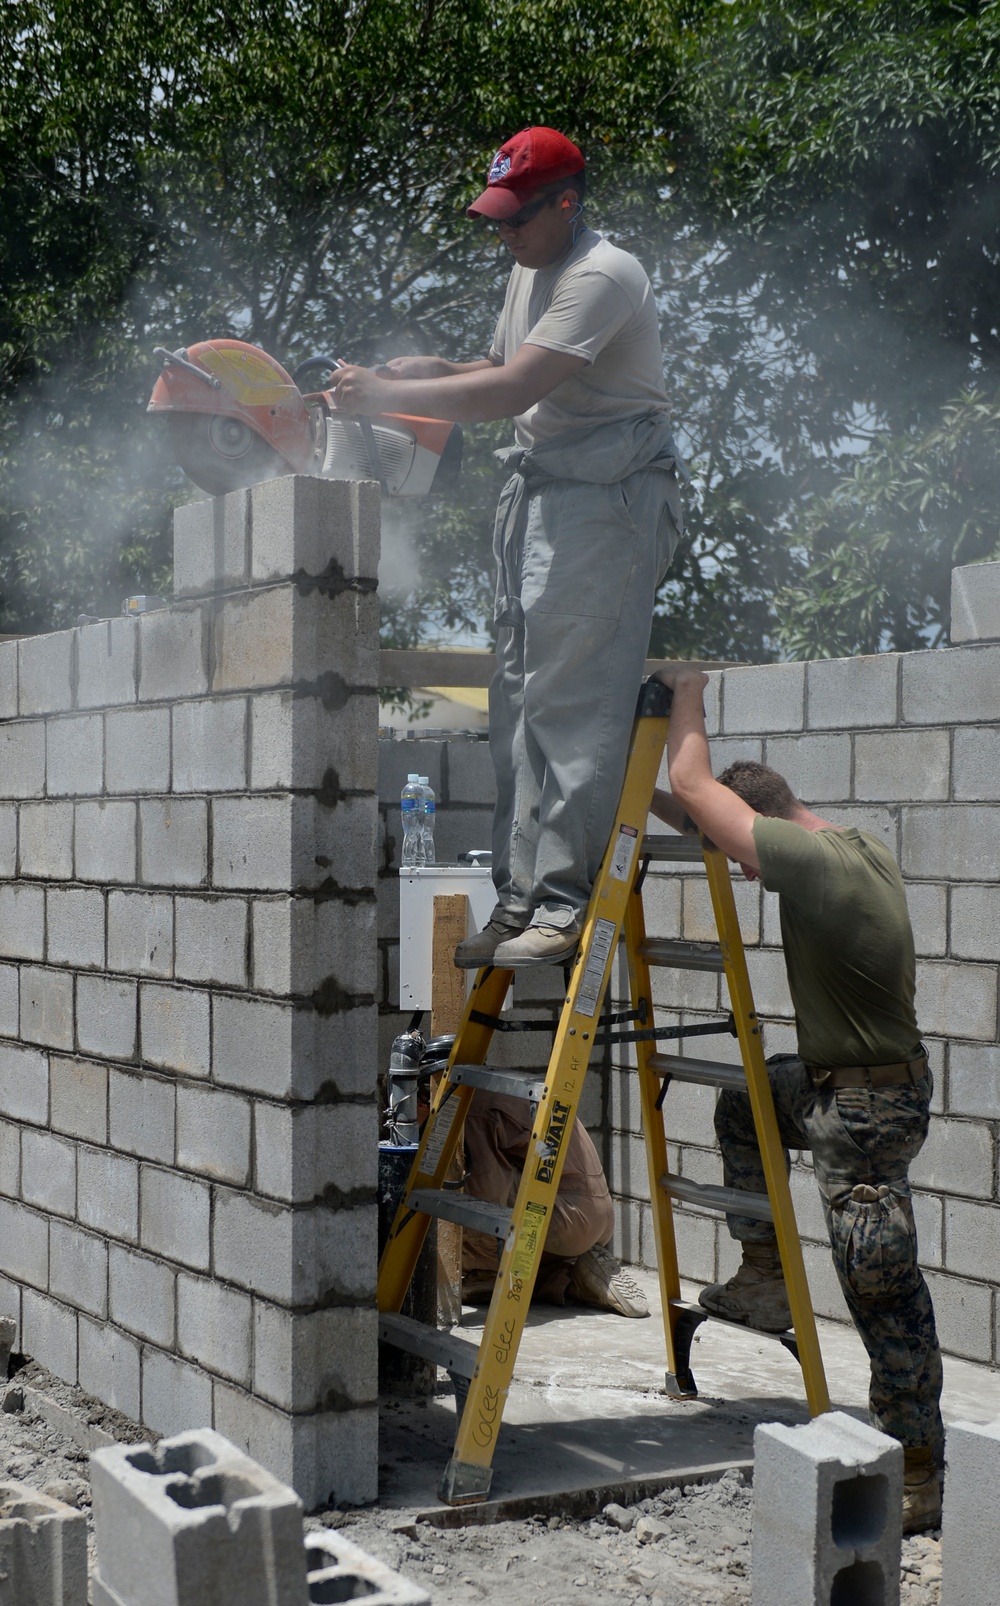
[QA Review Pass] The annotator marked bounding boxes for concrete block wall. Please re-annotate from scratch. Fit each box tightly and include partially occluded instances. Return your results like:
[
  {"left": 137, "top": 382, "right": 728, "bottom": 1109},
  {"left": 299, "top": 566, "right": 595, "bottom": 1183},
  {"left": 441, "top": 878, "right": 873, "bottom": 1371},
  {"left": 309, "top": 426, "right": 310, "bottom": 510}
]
[
  {"left": 0, "top": 476, "right": 381, "bottom": 1509},
  {"left": 377, "top": 569, "right": 1000, "bottom": 1368}
]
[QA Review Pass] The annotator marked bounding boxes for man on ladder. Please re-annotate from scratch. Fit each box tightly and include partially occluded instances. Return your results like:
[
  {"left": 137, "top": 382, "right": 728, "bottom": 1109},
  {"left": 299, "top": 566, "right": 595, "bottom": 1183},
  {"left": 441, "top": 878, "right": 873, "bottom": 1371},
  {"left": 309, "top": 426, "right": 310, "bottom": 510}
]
[{"left": 652, "top": 666, "right": 943, "bottom": 1533}]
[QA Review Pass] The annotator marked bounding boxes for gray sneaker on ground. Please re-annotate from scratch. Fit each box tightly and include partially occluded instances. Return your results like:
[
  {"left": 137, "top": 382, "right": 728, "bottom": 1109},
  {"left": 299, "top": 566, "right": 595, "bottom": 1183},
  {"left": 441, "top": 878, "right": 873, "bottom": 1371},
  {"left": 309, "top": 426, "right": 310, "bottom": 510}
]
[{"left": 568, "top": 1243, "right": 650, "bottom": 1318}]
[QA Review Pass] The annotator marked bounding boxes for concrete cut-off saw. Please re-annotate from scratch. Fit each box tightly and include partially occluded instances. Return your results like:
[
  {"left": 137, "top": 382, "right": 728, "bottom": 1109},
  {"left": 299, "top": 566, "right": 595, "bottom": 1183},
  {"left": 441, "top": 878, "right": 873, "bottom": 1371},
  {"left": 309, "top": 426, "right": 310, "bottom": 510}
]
[{"left": 148, "top": 340, "right": 462, "bottom": 499}]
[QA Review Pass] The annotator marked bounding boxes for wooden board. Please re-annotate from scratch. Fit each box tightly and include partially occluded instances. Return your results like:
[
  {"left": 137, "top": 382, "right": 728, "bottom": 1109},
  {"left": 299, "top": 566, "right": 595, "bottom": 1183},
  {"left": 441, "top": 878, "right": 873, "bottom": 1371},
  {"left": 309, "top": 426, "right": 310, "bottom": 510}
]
[{"left": 431, "top": 893, "right": 470, "bottom": 1327}]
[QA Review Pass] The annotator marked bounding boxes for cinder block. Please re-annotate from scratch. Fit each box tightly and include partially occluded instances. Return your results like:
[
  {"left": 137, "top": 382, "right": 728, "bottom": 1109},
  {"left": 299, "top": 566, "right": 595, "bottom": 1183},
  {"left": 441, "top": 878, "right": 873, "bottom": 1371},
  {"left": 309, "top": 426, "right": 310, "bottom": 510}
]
[
  {"left": 904, "top": 882, "right": 947, "bottom": 958},
  {"left": 174, "top": 895, "right": 247, "bottom": 987},
  {"left": 21, "top": 1128, "right": 76, "bottom": 1218},
  {"left": 0, "top": 641, "right": 16, "bottom": 719},
  {"left": 105, "top": 705, "right": 171, "bottom": 794},
  {"left": 18, "top": 630, "right": 74, "bottom": 715},
  {"left": 252, "top": 1101, "right": 376, "bottom": 1204},
  {"left": 140, "top": 1166, "right": 210, "bottom": 1270},
  {"left": 743, "top": 947, "right": 794, "bottom": 1017},
  {"left": 304, "top": 1528, "right": 430, "bottom": 1606},
  {"left": 0, "top": 804, "right": 15, "bottom": 880},
  {"left": 445, "top": 735, "right": 495, "bottom": 805},
  {"left": 109, "top": 1068, "right": 174, "bottom": 1163},
  {"left": 854, "top": 728, "right": 950, "bottom": 802},
  {"left": 683, "top": 875, "right": 759, "bottom": 946},
  {"left": 211, "top": 585, "right": 379, "bottom": 694},
  {"left": 943, "top": 1196, "right": 1000, "bottom": 1281},
  {"left": 176, "top": 1083, "right": 251, "bottom": 1186},
  {"left": 75, "top": 800, "right": 138, "bottom": 884},
  {"left": 0, "top": 1117, "right": 19, "bottom": 1196},
  {"left": 46, "top": 713, "right": 103, "bottom": 796},
  {"left": 77, "top": 616, "right": 137, "bottom": 708},
  {"left": 765, "top": 733, "right": 852, "bottom": 804},
  {"left": 0, "top": 1196, "right": 48, "bottom": 1288},
  {"left": 805, "top": 652, "right": 900, "bottom": 729},
  {"left": 21, "top": 1287, "right": 77, "bottom": 1381},
  {"left": 249, "top": 894, "right": 376, "bottom": 1000},
  {"left": 140, "top": 983, "right": 211, "bottom": 1078},
  {"left": 722, "top": 662, "right": 805, "bottom": 735},
  {"left": 903, "top": 805, "right": 1000, "bottom": 880},
  {"left": 78, "top": 1145, "right": 139, "bottom": 1243},
  {"left": 0, "top": 720, "right": 45, "bottom": 799},
  {"left": 20, "top": 964, "right": 74, "bottom": 1050},
  {"left": 212, "top": 1190, "right": 295, "bottom": 1301},
  {"left": 662, "top": 1205, "right": 716, "bottom": 1282},
  {"left": 49, "top": 1219, "right": 108, "bottom": 1318},
  {"left": 139, "top": 1350, "right": 213, "bottom": 1438},
  {"left": 950, "top": 884, "right": 1000, "bottom": 961},
  {"left": 140, "top": 798, "right": 208, "bottom": 888},
  {"left": 78, "top": 1313, "right": 141, "bottom": 1421},
  {"left": 953, "top": 725, "right": 1000, "bottom": 801},
  {"left": 0, "top": 1480, "right": 88, "bottom": 1606},
  {"left": 377, "top": 738, "right": 446, "bottom": 808},
  {"left": 108, "top": 1244, "right": 175, "bottom": 1347},
  {"left": 50, "top": 1056, "right": 108, "bottom": 1144},
  {"left": 77, "top": 974, "right": 138, "bottom": 1060},
  {"left": 172, "top": 697, "right": 247, "bottom": 792},
  {"left": 47, "top": 887, "right": 105, "bottom": 970},
  {"left": 914, "top": 960, "right": 997, "bottom": 1042},
  {"left": 0, "top": 963, "right": 18, "bottom": 1039},
  {"left": 950, "top": 561, "right": 1000, "bottom": 643},
  {"left": 137, "top": 605, "right": 209, "bottom": 702},
  {"left": 250, "top": 473, "right": 379, "bottom": 585},
  {"left": 20, "top": 800, "right": 73, "bottom": 879},
  {"left": 211, "top": 994, "right": 295, "bottom": 1098},
  {"left": 640, "top": 873, "right": 682, "bottom": 937},
  {"left": 941, "top": 1418, "right": 1000, "bottom": 1604},
  {"left": 252, "top": 1303, "right": 376, "bottom": 1414},
  {"left": 923, "top": 1267, "right": 992, "bottom": 1361},
  {"left": 752, "top": 1410, "right": 902, "bottom": 1606},
  {"left": 90, "top": 1427, "right": 306, "bottom": 1606},
  {"left": 912, "top": 1189, "right": 943, "bottom": 1268},
  {"left": 0, "top": 883, "right": 44, "bottom": 961},
  {"left": 108, "top": 890, "right": 173, "bottom": 978},
  {"left": 949, "top": 1041, "right": 1000, "bottom": 1118},
  {"left": 903, "top": 642, "right": 1000, "bottom": 725},
  {"left": 0, "top": 1040, "right": 48, "bottom": 1124},
  {"left": 172, "top": 495, "right": 237, "bottom": 599},
  {"left": 250, "top": 686, "right": 378, "bottom": 796},
  {"left": 177, "top": 1273, "right": 253, "bottom": 1386}
]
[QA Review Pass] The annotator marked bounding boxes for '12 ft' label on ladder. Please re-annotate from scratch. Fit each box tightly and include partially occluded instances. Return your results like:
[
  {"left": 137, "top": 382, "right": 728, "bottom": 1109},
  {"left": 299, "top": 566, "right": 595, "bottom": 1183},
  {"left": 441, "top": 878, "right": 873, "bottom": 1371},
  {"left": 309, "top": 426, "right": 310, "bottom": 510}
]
[{"left": 577, "top": 917, "right": 617, "bottom": 1018}]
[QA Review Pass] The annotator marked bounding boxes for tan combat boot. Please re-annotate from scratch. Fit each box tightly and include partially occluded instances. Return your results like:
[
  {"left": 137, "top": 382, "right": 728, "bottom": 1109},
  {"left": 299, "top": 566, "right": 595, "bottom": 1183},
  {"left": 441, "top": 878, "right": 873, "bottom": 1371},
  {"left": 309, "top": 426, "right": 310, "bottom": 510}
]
[
  {"left": 698, "top": 1241, "right": 792, "bottom": 1332},
  {"left": 902, "top": 1446, "right": 941, "bottom": 1534}
]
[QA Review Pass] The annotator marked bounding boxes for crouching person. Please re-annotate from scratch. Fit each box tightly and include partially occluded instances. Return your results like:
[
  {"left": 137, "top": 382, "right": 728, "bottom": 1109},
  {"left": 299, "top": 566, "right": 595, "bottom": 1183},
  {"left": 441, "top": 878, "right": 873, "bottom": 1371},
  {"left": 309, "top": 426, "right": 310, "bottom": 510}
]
[
  {"left": 650, "top": 667, "right": 943, "bottom": 1534},
  {"left": 462, "top": 1091, "right": 648, "bottom": 1318}
]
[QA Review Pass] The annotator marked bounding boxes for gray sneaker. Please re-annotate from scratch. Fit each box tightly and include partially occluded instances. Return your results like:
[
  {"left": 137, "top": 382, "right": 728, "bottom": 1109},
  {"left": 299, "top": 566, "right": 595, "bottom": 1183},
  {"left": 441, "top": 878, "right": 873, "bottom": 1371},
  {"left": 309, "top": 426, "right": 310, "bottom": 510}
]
[
  {"left": 454, "top": 912, "right": 529, "bottom": 970},
  {"left": 492, "top": 923, "right": 582, "bottom": 969},
  {"left": 568, "top": 1243, "right": 650, "bottom": 1318}
]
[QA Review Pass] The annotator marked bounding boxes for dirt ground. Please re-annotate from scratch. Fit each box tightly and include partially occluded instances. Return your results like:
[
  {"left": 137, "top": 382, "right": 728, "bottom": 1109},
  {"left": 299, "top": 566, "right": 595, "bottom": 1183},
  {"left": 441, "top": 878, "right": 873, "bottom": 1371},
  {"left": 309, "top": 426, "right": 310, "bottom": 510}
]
[{"left": 0, "top": 1362, "right": 943, "bottom": 1605}]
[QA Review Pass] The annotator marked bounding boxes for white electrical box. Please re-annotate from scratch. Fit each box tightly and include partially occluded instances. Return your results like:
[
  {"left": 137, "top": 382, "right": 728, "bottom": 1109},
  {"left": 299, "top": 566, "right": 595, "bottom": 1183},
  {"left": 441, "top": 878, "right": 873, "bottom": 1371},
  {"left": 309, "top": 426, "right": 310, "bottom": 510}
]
[{"left": 398, "top": 864, "right": 497, "bottom": 1009}]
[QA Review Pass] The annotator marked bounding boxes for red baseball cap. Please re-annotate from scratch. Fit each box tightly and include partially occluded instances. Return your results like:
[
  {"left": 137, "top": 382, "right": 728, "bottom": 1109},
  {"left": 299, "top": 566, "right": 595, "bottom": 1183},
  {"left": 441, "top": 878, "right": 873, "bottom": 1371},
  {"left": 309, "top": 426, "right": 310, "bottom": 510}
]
[{"left": 467, "top": 127, "right": 585, "bottom": 220}]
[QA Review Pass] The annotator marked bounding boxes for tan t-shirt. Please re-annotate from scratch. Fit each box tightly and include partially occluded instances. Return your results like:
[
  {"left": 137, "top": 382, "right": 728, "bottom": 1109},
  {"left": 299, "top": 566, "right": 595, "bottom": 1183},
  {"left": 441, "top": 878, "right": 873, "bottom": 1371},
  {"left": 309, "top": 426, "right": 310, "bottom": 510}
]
[{"left": 489, "top": 228, "right": 669, "bottom": 446}]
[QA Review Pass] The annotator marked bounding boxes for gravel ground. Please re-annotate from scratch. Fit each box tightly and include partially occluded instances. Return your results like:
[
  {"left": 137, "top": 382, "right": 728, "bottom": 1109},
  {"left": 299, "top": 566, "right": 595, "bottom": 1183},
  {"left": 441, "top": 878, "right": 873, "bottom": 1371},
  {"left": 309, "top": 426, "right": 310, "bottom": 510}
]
[{"left": 0, "top": 1365, "right": 943, "bottom": 1605}]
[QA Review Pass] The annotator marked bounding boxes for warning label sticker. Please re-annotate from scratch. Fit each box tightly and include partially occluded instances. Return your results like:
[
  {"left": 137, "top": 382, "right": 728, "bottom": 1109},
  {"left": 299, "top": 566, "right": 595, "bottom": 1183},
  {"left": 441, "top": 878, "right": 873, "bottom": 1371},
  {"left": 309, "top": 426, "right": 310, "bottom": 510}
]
[
  {"left": 576, "top": 918, "right": 617, "bottom": 1018},
  {"left": 511, "top": 1200, "right": 548, "bottom": 1283},
  {"left": 609, "top": 823, "right": 639, "bottom": 883},
  {"left": 419, "top": 1094, "right": 457, "bottom": 1178}
]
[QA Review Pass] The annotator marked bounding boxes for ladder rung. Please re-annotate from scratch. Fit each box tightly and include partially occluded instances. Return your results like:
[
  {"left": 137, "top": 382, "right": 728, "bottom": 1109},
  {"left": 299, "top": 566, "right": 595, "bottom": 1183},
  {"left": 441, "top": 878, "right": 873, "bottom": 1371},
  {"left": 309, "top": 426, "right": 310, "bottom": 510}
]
[
  {"left": 641, "top": 834, "right": 705, "bottom": 863},
  {"left": 408, "top": 1189, "right": 511, "bottom": 1238},
  {"left": 640, "top": 938, "right": 726, "bottom": 972},
  {"left": 449, "top": 1064, "right": 546, "bottom": 1102},
  {"left": 649, "top": 1053, "right": 747, "bottom": 1093},
  {"left": 378, "top": 1312, "right": 479, "bottom": 1379},
  {"left": 660, "top": 1171, "right": 774, "bottom": 1222}
]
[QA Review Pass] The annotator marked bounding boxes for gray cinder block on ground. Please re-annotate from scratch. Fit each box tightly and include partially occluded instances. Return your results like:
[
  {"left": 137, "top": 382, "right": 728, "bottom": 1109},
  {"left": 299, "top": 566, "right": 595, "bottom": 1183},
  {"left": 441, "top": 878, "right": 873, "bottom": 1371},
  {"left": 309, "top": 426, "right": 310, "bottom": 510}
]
[
  {"left": 305, "top": 1528, "right": 431, "bottom": 1605},
  {"left": 752, "top": 1410, "right": 902, "bottom": 1606},
  {"left": 90, "top": 1427, "right": 307, "bottom": 1606},
  {"left": 940, "top": 1416, "right": 1000, "bottom": 1605},
  {"left": 0, "top": 1480, "right": 88, "bottom": 1605}
]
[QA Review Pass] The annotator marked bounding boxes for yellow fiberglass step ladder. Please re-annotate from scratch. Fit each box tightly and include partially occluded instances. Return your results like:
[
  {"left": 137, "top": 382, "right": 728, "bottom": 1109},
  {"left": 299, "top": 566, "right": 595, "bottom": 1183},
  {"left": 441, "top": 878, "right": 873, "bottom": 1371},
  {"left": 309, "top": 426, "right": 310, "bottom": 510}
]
[{"left": 377, "top": 677, "right": 830, "bottom": 1506}]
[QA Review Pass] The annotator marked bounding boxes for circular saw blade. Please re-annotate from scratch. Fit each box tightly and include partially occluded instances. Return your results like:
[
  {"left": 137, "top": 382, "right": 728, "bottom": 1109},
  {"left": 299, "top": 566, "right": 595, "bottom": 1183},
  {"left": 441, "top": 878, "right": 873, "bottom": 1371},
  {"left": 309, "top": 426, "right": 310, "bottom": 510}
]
[{"left": 169, "top": 411, "right": 287, "bottom": 496}]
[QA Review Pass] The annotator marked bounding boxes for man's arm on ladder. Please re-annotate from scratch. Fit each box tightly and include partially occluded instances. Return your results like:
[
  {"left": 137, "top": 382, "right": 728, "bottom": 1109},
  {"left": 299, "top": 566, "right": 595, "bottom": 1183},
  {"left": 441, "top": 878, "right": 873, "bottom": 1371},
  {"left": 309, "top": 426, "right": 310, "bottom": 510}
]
[{"left": 652, "top": 669, "right": 761, "bottom": 872}]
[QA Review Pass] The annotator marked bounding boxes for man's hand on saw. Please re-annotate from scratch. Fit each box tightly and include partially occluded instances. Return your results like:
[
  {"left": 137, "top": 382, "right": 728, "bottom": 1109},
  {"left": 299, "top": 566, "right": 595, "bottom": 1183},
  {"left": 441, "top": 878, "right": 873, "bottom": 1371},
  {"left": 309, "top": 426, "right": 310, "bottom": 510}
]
[{"left": 329, "top": 364, "right": 393, "bottom": 415}]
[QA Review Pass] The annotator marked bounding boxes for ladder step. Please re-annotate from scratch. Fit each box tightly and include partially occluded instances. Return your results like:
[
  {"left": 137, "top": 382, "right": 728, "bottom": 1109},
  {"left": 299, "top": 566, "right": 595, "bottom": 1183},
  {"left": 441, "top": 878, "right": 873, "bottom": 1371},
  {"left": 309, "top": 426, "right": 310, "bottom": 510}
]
[
  {"left": 641, "top": 834, "right": 705, "bottom": 863},
  {"left": 408, "top": 1189, "right": 511, "bottom": 1238},
  {"left": 649, "top": 1053, "right": 748, "bottom": 1093},
  {"left": 448, "top": 1064, "right": 546, "bottom": 1102},
  {"left": 378, "top": 1312, "right": 479, "bottom": 1379},
  {"left": 660, "top": 1171, "right": 774, "bottom": 1222},
  {"left": 640, "top": 938, "right": 726, "bottom": 972}
]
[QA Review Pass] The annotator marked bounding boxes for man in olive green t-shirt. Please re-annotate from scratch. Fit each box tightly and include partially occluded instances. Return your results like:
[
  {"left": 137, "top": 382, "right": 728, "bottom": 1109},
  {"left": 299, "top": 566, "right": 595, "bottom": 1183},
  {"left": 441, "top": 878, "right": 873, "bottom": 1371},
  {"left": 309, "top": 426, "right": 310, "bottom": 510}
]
[{"left": 650, "top": 668, "right": 943, "bottom": 1535}]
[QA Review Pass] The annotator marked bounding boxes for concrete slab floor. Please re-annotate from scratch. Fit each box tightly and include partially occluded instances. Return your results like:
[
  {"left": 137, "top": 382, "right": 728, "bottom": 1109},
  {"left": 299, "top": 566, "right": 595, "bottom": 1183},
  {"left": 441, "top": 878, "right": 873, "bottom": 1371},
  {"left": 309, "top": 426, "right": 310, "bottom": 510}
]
[{"left": 379, "top": 1270, "right": 1000, "bottom": 1518}]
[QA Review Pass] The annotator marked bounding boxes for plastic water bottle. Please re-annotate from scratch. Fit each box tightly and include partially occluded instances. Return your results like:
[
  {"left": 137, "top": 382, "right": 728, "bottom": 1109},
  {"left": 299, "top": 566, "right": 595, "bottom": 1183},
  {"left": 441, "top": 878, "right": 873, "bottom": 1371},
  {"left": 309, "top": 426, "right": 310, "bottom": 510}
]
[
  {"left": 401, "top": 773, "right": 424, "bottom": 867},
  {"left": 419, "top": 775, "right": 436, "bottom": 866}
]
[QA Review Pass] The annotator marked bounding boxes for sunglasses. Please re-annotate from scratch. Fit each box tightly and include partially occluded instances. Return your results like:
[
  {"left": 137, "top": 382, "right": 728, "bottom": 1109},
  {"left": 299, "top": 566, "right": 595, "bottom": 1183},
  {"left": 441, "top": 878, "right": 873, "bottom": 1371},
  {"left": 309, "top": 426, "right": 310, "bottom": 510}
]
[{"left": 499, "top": 194, "right": 555, "bottom": 229}]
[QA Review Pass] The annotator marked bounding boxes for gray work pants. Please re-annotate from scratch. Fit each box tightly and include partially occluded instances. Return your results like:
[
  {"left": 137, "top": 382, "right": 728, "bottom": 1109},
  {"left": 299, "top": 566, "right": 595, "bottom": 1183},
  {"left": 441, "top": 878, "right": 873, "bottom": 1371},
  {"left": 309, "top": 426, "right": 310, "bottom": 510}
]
[{"left": 489, "top": 466, "right": 681, "bottom": 925}]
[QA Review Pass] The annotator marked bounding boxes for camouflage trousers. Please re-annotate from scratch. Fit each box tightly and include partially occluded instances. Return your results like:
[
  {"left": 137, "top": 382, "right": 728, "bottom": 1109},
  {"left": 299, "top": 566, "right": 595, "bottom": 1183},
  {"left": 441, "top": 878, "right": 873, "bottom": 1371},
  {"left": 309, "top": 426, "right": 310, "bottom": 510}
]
[{"left": 715, "top": 1053, "right": 943, "bottom": 1457}]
